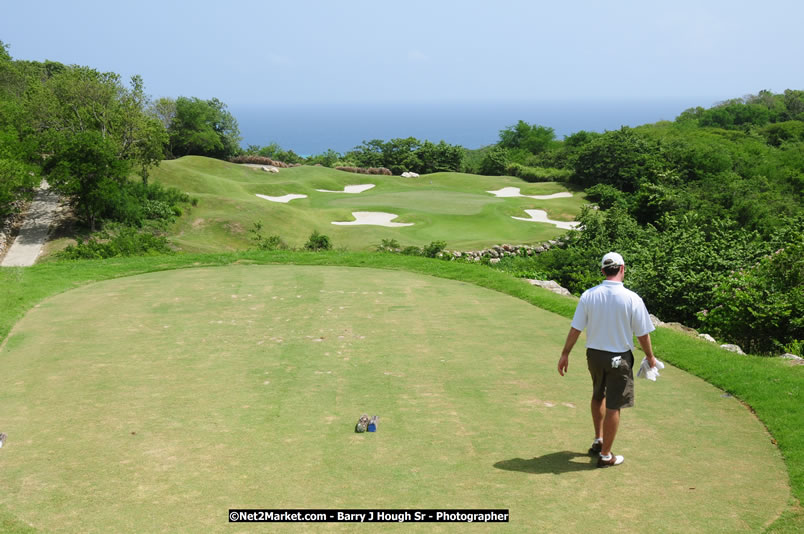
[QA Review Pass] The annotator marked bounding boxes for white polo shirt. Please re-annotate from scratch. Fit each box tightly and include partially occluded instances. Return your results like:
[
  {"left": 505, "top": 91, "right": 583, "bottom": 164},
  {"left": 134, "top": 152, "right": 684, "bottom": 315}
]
[{"left": 571, "top": 280, "right": 655, "bottom": 353}]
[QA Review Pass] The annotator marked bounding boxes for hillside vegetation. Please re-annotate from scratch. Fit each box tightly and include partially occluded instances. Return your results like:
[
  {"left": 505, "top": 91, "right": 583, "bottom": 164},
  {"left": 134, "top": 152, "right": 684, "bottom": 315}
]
[{"left": 473, "top": 93, "right": 803, "bottom": 356}]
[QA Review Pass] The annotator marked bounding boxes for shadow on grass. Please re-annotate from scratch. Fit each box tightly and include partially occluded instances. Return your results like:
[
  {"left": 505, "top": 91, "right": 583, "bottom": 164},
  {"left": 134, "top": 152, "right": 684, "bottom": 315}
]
[{"left": 494, "top": 451, "right": 596, "bottom": 474}]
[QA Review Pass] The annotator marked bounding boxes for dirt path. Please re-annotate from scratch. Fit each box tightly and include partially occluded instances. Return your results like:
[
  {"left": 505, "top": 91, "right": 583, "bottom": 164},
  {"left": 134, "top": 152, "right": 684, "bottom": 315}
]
[{"left": 1, "top": 180, "right": 62, "bottom": 267}]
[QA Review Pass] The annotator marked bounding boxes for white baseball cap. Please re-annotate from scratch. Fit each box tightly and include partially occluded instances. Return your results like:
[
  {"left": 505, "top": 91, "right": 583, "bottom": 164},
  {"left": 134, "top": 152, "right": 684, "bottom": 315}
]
[{"left": 601, "top": 252, "right": 624, "bottom": 268}]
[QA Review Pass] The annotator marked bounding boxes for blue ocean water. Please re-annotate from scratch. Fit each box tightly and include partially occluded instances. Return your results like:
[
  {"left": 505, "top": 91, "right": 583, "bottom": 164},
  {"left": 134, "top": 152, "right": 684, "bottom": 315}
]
[{"left": 231, "top": 98, "right": 711, "bottom": 156}]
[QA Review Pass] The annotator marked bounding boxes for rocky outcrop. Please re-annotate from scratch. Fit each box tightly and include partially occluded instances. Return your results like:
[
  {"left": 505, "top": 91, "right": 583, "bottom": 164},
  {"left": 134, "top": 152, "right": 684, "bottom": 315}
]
[
  {"left": 262, "top": 165, "right": 280, "bottom": 173},
  {"left": 649, "top": 315, "right": 748, "bottom": 354},
  {"left": 528, "top": 279, "right": 573, "bottom": 297},
  {"left": 0, "top": 199, "right": 29, "bottom": 260},
  {"left": 664, "top": 322, "right": 700, "bottom": 335},
  {"left": 401, "top": 171, "right": 420, "bottom": 178},
  {"left": 335, "top": 166, "right": 393, "bottom": 176}
]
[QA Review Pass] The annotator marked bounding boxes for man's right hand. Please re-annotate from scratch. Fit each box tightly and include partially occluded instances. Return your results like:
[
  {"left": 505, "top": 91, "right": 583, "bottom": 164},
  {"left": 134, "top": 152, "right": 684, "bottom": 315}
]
[{"left": 637, "top": 334, "right": 657, "bottom": 369}]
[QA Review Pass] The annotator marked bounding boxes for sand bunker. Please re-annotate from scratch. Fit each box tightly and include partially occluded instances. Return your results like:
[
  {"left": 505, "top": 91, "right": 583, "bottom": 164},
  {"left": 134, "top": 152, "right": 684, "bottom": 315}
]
[
  {"left": 487, "top": 187, "right": 573, "bottom": 200},
  {"left": 512, "top": 209, "right": 580, "bottom": 230},
  {"left": 316, "top": 184, "right": 376, "bottom": 194},
  {"left": 256, "top": 193, "right": 307, "bottom": 203},
  {"left": 332, "top": 212, "right": 414, "bottom": 227}
]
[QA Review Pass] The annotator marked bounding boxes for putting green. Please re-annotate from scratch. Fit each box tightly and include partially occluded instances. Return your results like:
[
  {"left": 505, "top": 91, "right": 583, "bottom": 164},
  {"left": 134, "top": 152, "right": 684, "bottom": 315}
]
[
  {"left": 0, "top": 266, "right": 789, "bottom": 533},
  {"left": 146, "top": 156, "right": 586, "bottom": 253}
]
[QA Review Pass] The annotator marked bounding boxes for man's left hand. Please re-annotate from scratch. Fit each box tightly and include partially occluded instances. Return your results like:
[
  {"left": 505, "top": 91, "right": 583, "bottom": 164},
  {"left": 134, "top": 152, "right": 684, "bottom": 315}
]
[{"left": 558, "top": 354, "right": 569, "bottom": 376}]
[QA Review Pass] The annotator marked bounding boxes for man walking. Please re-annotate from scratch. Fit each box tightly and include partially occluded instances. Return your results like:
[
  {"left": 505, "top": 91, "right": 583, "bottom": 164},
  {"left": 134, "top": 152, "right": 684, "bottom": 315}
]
[{"left": 557, "top": 252, "right": 657, "bottom": 467}]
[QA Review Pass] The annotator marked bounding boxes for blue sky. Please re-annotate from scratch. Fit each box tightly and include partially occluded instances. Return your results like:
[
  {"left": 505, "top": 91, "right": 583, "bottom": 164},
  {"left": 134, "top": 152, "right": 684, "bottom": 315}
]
[{"left": 2, "top": 0, "right": 803, "bottom": 107}]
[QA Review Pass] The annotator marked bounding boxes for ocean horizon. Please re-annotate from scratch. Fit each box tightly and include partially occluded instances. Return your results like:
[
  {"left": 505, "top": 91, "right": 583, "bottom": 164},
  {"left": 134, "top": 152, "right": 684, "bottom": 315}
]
[{"left": 231, "top": 98, "right": 714, "bottom": 156}]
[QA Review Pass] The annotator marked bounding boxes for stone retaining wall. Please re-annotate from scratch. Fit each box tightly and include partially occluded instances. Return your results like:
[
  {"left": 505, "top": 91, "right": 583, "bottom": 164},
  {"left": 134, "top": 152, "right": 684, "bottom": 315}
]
[{"left": 445, "top": 239, "right": 567, "bottom": 263}]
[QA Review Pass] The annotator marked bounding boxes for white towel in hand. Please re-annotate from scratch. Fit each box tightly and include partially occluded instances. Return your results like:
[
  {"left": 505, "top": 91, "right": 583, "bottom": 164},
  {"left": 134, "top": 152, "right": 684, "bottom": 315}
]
[{"left": 637, "top": 356, "right": 665, "bottom": 381}]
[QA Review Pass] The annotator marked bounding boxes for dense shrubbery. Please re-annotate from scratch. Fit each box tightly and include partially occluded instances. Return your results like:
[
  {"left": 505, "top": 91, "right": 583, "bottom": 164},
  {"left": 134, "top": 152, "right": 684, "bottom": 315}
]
[
  {"left": 504, "top": 162, "right": 572, "bottom": 182},
  {"left": 241, "top": 142, "right": 304, "bottom": 165},
  {"left": 249, "top": 221, "right": 288, "bottom": 251},
  {"left": 57, "top": 224, "right": 172, "bottom": 259},
  {"left": 473, "top": 92, "right": 804, "bottom": 353},
  {"left": 489, "top": 207, "right": 803, "bottom": 354},
  {"left": 698, "top": 236, "right": 803, "bottom": 354},
  {"left": 572, "top": 127, "right": 668, "bottom": 192},
  {"left": 304, "top": 230, "right": 332, "bottom": 251},
  {"left": 475, "top": 122, "right": 603, "bottom": 178}
]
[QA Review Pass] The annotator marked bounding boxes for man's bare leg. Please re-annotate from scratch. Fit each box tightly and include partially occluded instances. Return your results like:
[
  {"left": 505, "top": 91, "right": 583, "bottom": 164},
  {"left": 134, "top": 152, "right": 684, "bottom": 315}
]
[
  {"left": 591, "top": 397, "right": 604, "bottom": 440},
  {"left": 601, "top": 408, "right": 620, "bottom": 456}
]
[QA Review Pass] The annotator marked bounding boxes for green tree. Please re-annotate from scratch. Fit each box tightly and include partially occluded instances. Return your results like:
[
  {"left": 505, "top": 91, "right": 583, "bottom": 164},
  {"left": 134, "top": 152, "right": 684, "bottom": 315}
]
[
  {"left": 207, "top": 97, "right": 242, "bottom": 157},
  {"left": 346, "top": 138, "right": 463, "bottom": 174},
  {"left": 416, "top": 140, "right": 463, "bottom": 173},
  {"left": 0, "top": 43, "right": 47, "bottom": 215},
  {"left": 573, "top": 127, "right": 666, "bottom": 192},
  {"left": 168, "top": 97, "right": 241, "bottom": 159},
  {"left": 149, "top": 97, "right": 177, "bottom": 131},
  {"left": 257, "top": 142, "right": 282, "bottom": 158},
  {"left": 306, "top": 148, "right": 340, "bottom": 167},
  {"left": 479, "top": 146, "right": 510, "bottom": 176},
  {"left": 698, "top": 101, "right": 772, "bottom": 129},
  {"left": 169, "top": 97, "right": 224, "bottom": 157},
  {"left": 45, "top": 131, "right": 131, "bottom": 231},
  {"left": 761, "top": 121, "right": 804, "bottom": 147},
  {"left": 29, "top": 66, "right": 124, "bottom": 139},
  {"left": 348, "top": 139, "right": 385, "bottom": 168},
  {"left": 382, "top": 137, "right": 422, "bottom": 174},
  {"left": 499, "top": 121, "right": 556, "bottom": 154},
  {"left": 118, "top": 75, "right": 167, "bottom": 185}
]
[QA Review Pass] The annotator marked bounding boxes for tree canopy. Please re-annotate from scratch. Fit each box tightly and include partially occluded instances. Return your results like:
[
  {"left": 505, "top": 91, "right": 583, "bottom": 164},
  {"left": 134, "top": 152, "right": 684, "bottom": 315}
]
[
  {"left": 0, "top": 41, "right": 199, "bottom": 231},
  {"left": 346, "top": 137, "right": 463, "bottom": 174},
  {"left": 167, "top": 96, "right": 241, "bottom": 159}
]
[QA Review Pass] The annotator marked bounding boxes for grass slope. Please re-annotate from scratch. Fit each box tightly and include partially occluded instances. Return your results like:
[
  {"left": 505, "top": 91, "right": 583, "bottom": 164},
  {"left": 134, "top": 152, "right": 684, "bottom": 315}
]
[
  {"left": 148, "top": 157, "right": 585, "bottom": 252},
  {"left": 0, "top": 263, "right": 789, "bottom": 533},
  {"left": 0, "top": 251, "right": 801, "bottom": 532}
]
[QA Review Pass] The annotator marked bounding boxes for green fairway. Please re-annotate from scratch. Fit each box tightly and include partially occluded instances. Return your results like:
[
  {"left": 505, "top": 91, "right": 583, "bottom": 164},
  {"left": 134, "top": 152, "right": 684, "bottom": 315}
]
[
  {"left": 0, "top": 265, "right": 789, "bottom": 533},
  {"left": 149, "top": 157, "right": 585, "bottom": 252}
]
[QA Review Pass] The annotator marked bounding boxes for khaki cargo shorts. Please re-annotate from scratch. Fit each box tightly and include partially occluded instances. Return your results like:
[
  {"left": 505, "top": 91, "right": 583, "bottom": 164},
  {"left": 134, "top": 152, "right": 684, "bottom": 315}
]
[{"left": 586, "top": 348, "right": 635, "bottom": 410}]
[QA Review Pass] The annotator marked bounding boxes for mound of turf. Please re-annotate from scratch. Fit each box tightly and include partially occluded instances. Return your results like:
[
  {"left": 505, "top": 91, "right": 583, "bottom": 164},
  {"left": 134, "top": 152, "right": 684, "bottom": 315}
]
[
  {"left": 0, "top": 265, "right": 788, "bottom": 532},
  {"left": 149, "top": 157, "right": 586, "bottom": 252}
]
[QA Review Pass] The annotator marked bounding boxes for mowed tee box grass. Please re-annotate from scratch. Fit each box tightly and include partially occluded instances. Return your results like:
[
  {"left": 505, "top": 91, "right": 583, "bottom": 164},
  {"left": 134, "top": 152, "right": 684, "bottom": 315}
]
[
  {"left": 148, "top": 156, "right": 585, "bottom": 252},
  {"left": 0, "top": 265, "right": 790, "bottom": 533}
]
